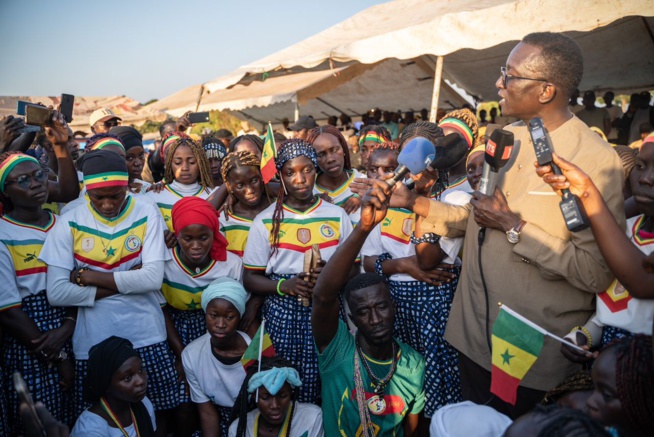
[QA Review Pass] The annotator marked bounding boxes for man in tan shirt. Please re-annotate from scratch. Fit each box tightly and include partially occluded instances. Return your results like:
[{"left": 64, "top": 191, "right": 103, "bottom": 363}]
[{"left": 353, "top": 32, "right": 625, "bottom": 418}]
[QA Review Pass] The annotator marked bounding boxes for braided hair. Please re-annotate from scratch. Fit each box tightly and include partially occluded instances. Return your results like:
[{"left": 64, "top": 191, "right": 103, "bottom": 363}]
[
  {"left": 441, "top": 108, "right": 480, "bottom": 148},
  {"left": 526, "top": 405, "right": 611, "bottom": 437},
  {"left": 306, "top": 125, "right": 351, "bottom": 170},
  {"left": 230, "top": 356, "right": 299, "bottom": 437},
  {"left": 229, "top": 134, "right": 264, "bottom": 154},
  {"left": 614, "top": 334, "right": 654, "bottom": 434},
  {"left": 270, "top": 139, "right": 318, "bottom": 258},
  {"left": 163, "top": 136, "right": 214, "bottom": 191},
  {"left": 221, "top": 150, "right": 261, "bottom": 185},
  {"left": 541, "top": 370, "right": 594, "bottom": 405}
]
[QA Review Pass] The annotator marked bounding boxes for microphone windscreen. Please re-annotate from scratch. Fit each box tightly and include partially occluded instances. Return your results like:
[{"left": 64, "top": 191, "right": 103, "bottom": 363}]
[
  {"left": 485, "top": 129, "right": 514, "bottom": 169},
  {"left": 432, "top": 133, "right": 469, "bottom": 170},
  {"left": 397, "top": 137, "right": 436, "bottom": 174}
]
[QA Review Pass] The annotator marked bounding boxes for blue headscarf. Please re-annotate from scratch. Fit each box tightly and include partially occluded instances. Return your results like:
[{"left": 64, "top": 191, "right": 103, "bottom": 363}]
[
  {"left": 275, "top": 139, "right": 318, "bottom": 172},
  {"left": 248, "top": 367, "right": 302, "bottom": 395},
  {"left": 201, "top": 277, "right": 247, "bottom": 316}
]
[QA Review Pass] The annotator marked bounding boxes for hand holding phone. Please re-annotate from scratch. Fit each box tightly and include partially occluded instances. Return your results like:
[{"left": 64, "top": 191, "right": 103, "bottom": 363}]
[{"left": 188, "top": 111, "right": 210, "bottom": 124}]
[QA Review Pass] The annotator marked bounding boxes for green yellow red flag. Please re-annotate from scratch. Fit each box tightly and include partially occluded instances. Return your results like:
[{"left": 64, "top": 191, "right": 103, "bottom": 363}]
[
  {"left": 260, "top": 122, "right": 277, "bottom": 183},
  {"left": 490, "top": 305, "right": 544, "bottom": 405},
  {"left": 241, "top": 319, "right": 276, "bottom": 371}
]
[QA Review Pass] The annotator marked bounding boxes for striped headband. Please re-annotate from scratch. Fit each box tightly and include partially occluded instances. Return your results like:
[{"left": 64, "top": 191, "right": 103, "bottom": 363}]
[
  {"left": 84, "top": 171, "right": 129, "bottom": 190},
  {"left": 275, "top": 139, "right": 318, "bottom": 171},
  {"left": 88, "top": 137, "right": 126, "bottom": 152},
  {"left": 0, "top": 154, "right": 41, "bottom": 194},
  {"left": 160, "top": 134, "right": 181, "bottom": 160},
  {"left": 203, "top": 142, "right": 227, "bottom": 160},
  {"left": 439, "top": 117, "right": 474, "bottom": 148},
  {"left": 359, "top": 132, "right": 387, "bottom": 146}
]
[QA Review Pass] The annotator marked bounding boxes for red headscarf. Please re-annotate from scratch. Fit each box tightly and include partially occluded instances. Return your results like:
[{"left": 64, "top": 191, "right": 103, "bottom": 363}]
[{"left": 171, "top": 197, "right": 228, "bottom": 262}]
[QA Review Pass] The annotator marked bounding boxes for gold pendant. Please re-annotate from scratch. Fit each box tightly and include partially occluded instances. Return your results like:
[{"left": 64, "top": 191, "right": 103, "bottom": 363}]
[{"left": 367, "top": 395, "right": 387, "bottom": 415}]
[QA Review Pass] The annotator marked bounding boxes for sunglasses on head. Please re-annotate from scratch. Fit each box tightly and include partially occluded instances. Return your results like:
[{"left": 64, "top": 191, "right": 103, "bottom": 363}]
[{"left": 4, "top": 169, "right": 48, "bottom": 189}]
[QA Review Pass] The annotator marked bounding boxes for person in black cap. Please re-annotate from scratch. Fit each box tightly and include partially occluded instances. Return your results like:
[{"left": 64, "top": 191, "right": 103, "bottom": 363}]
[
  {"left": 70, "top": 336, "right": 156, "bottom": 436},
  {"left": 576, "top": 91, "right": 611, "bottom": 136},
  {"left": 214, "top": 129, "right": 234, "bottom": 149},
  {"left": 110, "top": 126, "right": 151, "bottom": 194},
  {"left": 289, "top": 116, "right": 318, "bottom": 141}
]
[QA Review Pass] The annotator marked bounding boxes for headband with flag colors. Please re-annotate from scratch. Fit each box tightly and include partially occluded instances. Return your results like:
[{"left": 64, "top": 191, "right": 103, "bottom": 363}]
[
  {"left": 87, "top": 137, "right": 126, "bottom": 152},
  {"left": 84, "top": 172, "right": 129, "bottom": 190},
  {"left": 358, "top": 132, "right": 387, "bottom": 146},
  {"left": 160, "top": 134, "right": 182, "bottom": 160},
  {"left": 0, "top": 154, "right": 41, "bottom": 194},
  {"left": 439, "top": 117, "right": 474, "bottom": 149},
  {"left": 643, "top": 131, "right": 654, "bottom": 146},
  {"left": 260, "top": 123, "right": 277, "bottom": 184},
  {"left": 81, "top": 150, "right": 129, "bottom": 191}
]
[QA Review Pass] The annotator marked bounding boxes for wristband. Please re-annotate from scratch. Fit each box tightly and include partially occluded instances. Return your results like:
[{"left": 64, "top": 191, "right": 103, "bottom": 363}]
[
  {"left": 374, "top": 253, "right": 393, "bottom": 278},
  {"left": 410, "top": 232, "right": 441, "bottom": 245},
  {"left": 570, "top": 325, "right": 593, "bottom": 349},
  {"left": 276, "top": 279, "right": 287, "bottom": 297},
  {"left": 75, "top": 268, "right": 88, "bottom": 286}
]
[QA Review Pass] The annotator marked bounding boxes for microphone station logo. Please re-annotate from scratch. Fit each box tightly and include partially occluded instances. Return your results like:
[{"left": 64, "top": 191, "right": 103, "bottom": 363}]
[{"left": 486, "top": 139, "right": 497, "bottom": 156}]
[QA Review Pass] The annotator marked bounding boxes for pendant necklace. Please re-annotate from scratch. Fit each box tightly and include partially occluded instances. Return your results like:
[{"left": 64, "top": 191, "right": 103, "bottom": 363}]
[{"left": 355, "top": 338, "right": 398, "bottom": 415}]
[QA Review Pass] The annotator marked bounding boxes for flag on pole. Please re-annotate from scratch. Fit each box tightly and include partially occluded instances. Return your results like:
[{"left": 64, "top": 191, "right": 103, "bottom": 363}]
[
  {"left": 490, "top": 305, "right": 544, "bottom": 405},
  {"left": 260, "top": 123, "right": 277, "bottom": 184},
  {"left": 241, "top": 320, "right": 276, "bottom": 371}
]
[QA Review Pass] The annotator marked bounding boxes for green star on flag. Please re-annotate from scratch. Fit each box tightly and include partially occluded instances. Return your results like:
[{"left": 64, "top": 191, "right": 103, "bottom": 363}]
[
  {"left": 501, "top": 348, "right": 515, "bottom": 365},
  {"left": 105, "top": 246, "right": 116, "bottom": 257}
]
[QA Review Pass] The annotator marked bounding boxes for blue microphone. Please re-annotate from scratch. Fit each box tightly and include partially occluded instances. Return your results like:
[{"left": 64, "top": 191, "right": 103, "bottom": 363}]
[{"left": 386, "top": 137, "right": 436, "bottom": 188}]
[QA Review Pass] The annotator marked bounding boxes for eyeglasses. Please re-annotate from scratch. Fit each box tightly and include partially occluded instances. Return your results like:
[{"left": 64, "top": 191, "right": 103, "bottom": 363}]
[
  {"left": 4, "top": 169, "right": 48, "bottom": 189},
  {"left": 500, "top": 67, "right": 548, "bottom": 87}
]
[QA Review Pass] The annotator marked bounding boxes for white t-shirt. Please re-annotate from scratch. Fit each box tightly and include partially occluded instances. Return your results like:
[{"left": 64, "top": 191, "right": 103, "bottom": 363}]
[
  {"left": 595, "top": 215, "right": 654, "bottom": 334},
  {"left": 0, "top": 213, "right": 56, "bottom": 307},
  {"left": 144, "top": 180, "right": 212, "bottom": 232},
  {"left": 182, "top": 331, "right": 251, "bottom": 406},
  {"left": 228, "top": 402, "right": 324, "bottom": 437},
  {"left": 313, "top": 169, "right": 364, "bottom": 225},
  {"left": 39, "top": 196, "right": 169, "bottom": 359},
  {"left": 242, "top": 198, "right": 354, "bottom": 275},
  {"left": 71, "top": 397, "right": 156, "bottom": 436}
]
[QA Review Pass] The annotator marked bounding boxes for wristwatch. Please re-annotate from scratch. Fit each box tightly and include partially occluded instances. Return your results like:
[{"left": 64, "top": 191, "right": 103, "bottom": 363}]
[{"left": 506, "top": 220, "right": 526, "bottom": 244}]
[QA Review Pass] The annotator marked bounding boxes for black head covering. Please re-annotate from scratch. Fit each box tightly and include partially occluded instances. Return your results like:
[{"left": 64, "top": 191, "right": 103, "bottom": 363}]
[
  {"left": 78, "top": 149, "right": 128, "bottom": 179},
  {"left": 109, "top": 126, "right": 143, "bottom": 150},
  {"left": 84, "top": 336, "right": 139, "bottom": 403}
]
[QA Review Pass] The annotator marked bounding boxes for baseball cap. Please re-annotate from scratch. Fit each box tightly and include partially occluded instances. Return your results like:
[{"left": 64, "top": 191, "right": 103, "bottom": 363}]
[
  {"left": 90, "top": 108, "right": 122, "bottom": 127},
  {"left": 289, "top": 115, "right": 318, "bottom": 131}
]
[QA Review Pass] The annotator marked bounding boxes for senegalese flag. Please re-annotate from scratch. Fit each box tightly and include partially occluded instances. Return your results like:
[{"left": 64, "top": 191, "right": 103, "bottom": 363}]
[
  {"left": 490, "top": 305, "right": 544, "bottom": 405},
  {"left": 260, "top": 122, "right": 277, "bottom": 184},
  {"left": 241, "top": 319, "right": 276, "bottom": 371}
]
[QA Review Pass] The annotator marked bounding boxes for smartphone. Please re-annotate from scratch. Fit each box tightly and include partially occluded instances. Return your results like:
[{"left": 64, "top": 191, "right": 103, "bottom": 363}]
[
  {"left": 188, "top": 111, "right": 210, "bottom": 124},
  {"left": 25, "top": 106, "right": 54, "bottom": 126},
  {"left": 59, "top": 94, "right": 74, "bottom": 123},
  {"left": 16, "top": 100, "right": 38, "bottom": 116},
  {"left": 13, "top": 372, "right": 45, "bottom": 435}
]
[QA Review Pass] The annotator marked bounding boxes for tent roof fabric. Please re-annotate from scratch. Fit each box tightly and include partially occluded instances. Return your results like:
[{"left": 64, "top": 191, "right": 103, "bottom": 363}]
[{"left": 204, "top": 0, "right": 654, "bottom": 98}]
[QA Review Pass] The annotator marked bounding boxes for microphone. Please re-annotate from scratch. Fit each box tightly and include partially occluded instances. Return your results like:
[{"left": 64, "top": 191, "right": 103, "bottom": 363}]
[
  {"left": 386, "top": 137, "right": 435, "bottom": 187},
  {"left": 478, "top": 129, "right": 514, "bottom": 196},
  {"left": 403, "top": 133, "right": 469, "bottom": 190}
]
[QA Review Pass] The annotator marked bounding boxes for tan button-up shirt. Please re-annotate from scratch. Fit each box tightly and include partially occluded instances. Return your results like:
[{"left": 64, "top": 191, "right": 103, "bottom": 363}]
[{"left": 420, "top": 116, "right": 625, "bottom": 391}]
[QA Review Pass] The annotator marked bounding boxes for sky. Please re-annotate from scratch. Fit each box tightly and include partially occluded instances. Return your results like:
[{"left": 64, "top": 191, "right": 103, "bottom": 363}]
[{"left": 0, "top": 0, "right": 384, "bottom": 103}]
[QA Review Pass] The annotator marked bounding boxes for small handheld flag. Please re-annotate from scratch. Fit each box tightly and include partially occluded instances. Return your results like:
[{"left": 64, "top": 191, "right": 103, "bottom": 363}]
[
  {"left": 260, "top": 123, "right": 277, "bottom": 184},
  {"left": 241, "top": 319, "right": 276, "bottom": 371},
  {"left": 490, "top": 304, "right": 588, "bottom": 405}
]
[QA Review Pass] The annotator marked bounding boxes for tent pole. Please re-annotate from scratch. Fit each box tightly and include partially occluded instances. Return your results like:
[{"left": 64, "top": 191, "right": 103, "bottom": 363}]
[
  {"left": 429, "top": 56, "right": 444, "bottom": 123},
  {"left": 194, "top": 84, "right": 205, "bottom": 112},
  {"left": 294, "top": 98, "right": 300, "bottom": 122}
]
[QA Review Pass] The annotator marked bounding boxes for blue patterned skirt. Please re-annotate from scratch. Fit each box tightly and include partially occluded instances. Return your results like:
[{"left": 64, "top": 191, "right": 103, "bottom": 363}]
[
  {"left": 75, "top": 340, "right": 180, "bottom": 416},
  {"left": 263, "top": 273, "right": 320, "bottom": 404},
  {"left": 388, "top": 267, "right": 462, "bottom": 416},
  {"left": 168, "top": 307, "right": 206, "bottom": 403},
  {"left": 600, "top": 325, "right": 633, "bottom": 349},
  {"left": 1, "top": 290, "right": 75, "bottom": 434}
]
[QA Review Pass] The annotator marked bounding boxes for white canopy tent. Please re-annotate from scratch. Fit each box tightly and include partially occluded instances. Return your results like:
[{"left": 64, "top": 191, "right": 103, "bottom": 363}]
[
  {"left": 197, "top": 0, "right": 654, "bottom": 122},
  {"left": 150, "top": 57, "right": 472, "bottom": 127}
]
